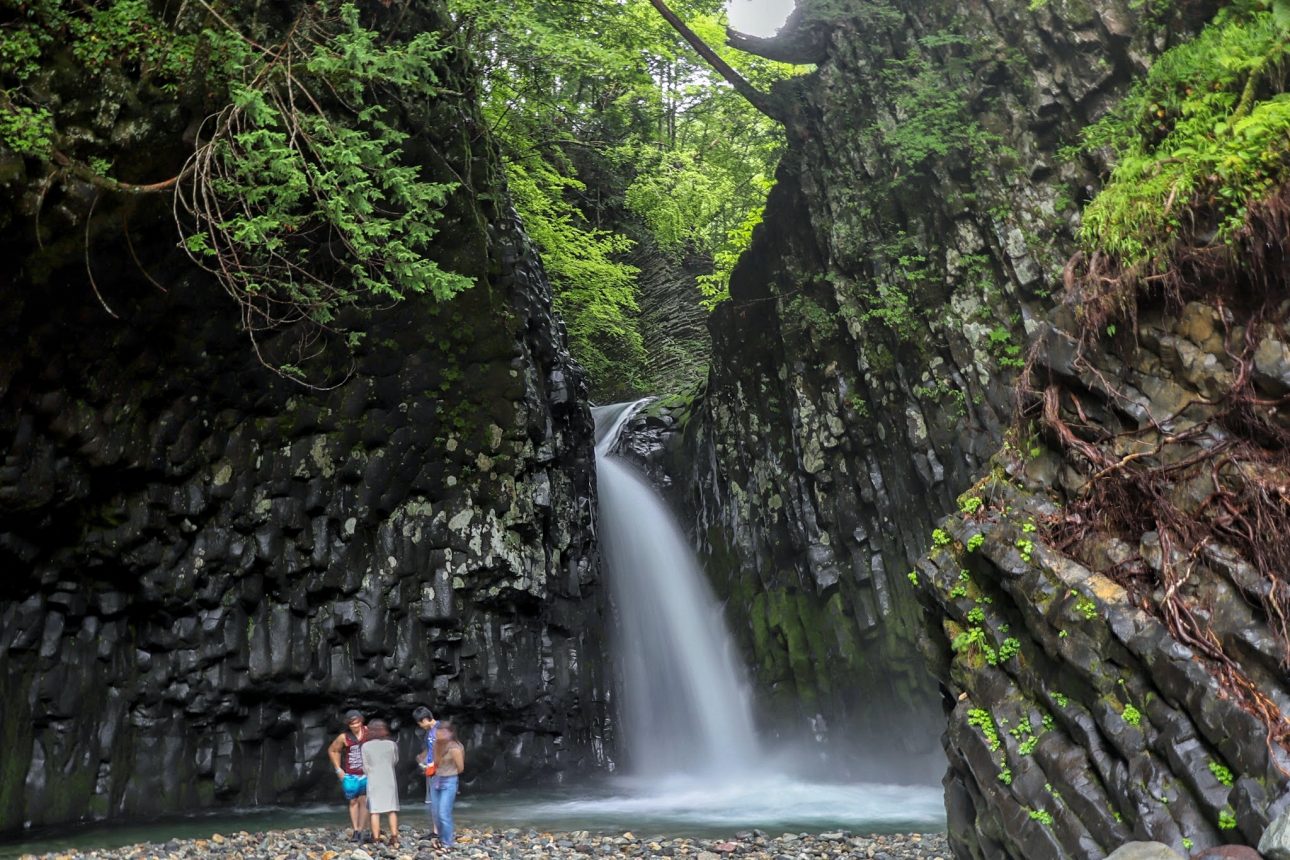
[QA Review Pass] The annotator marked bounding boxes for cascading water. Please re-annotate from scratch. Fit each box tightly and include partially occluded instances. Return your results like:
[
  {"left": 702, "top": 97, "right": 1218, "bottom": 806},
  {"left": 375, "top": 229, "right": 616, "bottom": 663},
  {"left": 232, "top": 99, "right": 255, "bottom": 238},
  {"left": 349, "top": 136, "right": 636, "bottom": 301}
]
[
  {"left": 592, "top": 400, "right": 758, "bottom": 776},
  {"left": 544, "top": 401, "right": 944, "bottom": 835}
]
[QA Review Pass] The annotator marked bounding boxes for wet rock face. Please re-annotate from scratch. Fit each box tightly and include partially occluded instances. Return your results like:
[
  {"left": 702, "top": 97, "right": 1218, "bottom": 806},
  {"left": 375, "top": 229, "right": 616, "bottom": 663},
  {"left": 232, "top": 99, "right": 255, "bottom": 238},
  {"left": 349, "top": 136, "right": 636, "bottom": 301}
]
[
  {"left": 662, "top": 0, "right": 1213, "bottom": 770},
  {"left": 914, "top": 299, "right": 1290, "bottom": 858},
  {"left": 0, "top": 2, "right": 607, "bottom": 834}
]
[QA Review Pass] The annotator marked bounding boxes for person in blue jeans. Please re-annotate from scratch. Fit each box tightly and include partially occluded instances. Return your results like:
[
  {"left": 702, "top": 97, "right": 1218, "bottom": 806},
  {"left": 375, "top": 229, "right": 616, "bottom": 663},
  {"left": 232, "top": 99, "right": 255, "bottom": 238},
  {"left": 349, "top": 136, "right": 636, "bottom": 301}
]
[
  {"left": 429, "top": 721, "right": 465, "bottom": 849},
  {"left": 413, "top": 706, "right": 438, "bottom": 806}
]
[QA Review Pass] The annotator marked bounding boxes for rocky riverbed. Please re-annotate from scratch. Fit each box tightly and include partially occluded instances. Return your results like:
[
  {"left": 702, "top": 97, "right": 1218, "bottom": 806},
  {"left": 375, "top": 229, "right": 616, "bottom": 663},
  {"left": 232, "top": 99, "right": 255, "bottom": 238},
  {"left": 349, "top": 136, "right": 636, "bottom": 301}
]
[{"left": 15, "top": 827, "right": 950, "bottom": 860}]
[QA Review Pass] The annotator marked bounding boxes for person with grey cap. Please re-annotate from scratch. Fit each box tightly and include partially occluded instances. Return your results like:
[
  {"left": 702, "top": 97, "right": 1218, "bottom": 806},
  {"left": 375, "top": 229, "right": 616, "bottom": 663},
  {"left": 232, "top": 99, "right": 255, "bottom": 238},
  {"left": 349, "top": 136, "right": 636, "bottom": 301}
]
[{"left": 327, "top": 709, "right": 370, "bottom": 842}]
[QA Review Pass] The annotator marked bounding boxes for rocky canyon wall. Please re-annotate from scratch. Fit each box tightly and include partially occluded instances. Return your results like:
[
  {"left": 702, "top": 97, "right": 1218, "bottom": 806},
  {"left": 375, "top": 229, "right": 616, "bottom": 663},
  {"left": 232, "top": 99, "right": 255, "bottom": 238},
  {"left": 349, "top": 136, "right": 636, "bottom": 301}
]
[
  {"left": 0, "top": 1, "right": 607, "bottom": 834},
  {"left": 663, "top": 0, "right": 1212, "bottom": 768},
  {"left": 650, "top": 4, "right": 1290, "bottom": 855}
]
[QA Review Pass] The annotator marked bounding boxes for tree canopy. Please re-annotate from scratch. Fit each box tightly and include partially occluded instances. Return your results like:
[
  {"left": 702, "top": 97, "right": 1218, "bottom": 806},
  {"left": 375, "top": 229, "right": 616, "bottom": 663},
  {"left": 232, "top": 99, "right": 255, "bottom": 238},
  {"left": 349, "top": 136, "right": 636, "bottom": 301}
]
[{"left": 449, "top": 0, "right": 801, "bottom": 397}]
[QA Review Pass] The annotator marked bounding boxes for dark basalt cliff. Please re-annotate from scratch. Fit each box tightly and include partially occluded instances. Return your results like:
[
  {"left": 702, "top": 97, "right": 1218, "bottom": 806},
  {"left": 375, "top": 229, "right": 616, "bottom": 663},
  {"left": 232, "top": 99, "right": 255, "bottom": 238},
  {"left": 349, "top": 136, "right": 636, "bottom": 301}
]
[
  {"left": 0, "top": 1, "right": 607, "bottom": 833},
  {"left": 639, "top": 0, "right": 1290, "bottom": 854},
  {"left": 657, "top": 0, "right": 1211, "bottom": 766}
]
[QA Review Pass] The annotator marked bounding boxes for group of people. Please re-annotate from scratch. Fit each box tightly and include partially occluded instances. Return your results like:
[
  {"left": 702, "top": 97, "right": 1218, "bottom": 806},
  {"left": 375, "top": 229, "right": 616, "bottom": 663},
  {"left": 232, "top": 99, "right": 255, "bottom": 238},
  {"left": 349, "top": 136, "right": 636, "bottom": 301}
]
[{"left": 327, "top": 707, "right": 466, "bottom": 850}]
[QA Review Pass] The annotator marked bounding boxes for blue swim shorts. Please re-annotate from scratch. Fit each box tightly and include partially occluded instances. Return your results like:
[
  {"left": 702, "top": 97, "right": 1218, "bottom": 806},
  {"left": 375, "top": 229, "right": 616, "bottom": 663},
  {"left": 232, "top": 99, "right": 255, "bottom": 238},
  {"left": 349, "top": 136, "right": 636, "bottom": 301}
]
[{"left": 342, "top": 774, "right": 367, "bottom": 800}]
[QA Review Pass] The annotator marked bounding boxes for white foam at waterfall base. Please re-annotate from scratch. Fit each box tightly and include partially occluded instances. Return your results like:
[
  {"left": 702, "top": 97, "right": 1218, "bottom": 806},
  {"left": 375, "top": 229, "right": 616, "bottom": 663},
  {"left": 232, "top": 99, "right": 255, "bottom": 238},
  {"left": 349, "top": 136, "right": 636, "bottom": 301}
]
[
  {"left": 590, "top": 402, "right": 943, "bottom": 835},
  {"left": 516, "top": 776, "right": 945, "bottom": 830}
]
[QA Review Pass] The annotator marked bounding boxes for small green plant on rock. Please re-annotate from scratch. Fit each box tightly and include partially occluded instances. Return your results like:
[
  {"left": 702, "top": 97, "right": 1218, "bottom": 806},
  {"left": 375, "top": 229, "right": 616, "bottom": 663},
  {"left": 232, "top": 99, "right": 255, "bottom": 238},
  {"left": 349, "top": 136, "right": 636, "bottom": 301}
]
[
  {"left": 1074, "top": 596, "right": 1098, "bottom": 621},
  {"left": 952, "top": 626, "right": 998, "bottom": 665},
  {"left": 1209, "top": 760, "right": 1235, "bottom": 787},
  {"left": 1016, "top": 538, "right": 1035, "bottom": 563},
  {"left": 1122, "top": 703, "right": 1143, "bottom": 727},
  {"left": 960, "top": 495, "right": 984, "bottom": 516},
  {"left": 1219, "top": 808, "right": 1238, "bottom": 830},
  {"left": 932, "top": 528, "right": 953, "bottom": 548},
  {"left": 967, "top": 533, "right": 985, "bottom": 553},
  {"left": 998, "top": 637, "right": 1021, "bottom": 662},
  {"left": 967, "top": 708, "right": 1001, "bottom": 752},
  {"left": 907, "top": 570, "right": 919, "bottom": 586},
  {"left": 1028, "top": 808, "right": 1055, "bottom": 826}
]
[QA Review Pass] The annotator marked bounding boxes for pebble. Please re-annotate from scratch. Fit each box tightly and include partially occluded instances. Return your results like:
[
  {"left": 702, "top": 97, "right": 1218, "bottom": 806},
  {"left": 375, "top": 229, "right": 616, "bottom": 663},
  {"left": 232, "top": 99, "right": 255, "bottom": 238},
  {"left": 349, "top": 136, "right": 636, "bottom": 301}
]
[{"left": 13, "top": 826, "right": 951, "bottom": 860}]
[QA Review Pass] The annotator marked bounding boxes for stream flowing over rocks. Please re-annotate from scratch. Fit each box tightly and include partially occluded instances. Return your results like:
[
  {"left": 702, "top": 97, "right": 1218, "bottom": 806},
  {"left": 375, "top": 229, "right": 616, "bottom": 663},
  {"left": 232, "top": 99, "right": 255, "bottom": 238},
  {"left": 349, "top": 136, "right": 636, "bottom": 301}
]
[{"left": 0, "top": 0, "right": 608, "bottom": 834}]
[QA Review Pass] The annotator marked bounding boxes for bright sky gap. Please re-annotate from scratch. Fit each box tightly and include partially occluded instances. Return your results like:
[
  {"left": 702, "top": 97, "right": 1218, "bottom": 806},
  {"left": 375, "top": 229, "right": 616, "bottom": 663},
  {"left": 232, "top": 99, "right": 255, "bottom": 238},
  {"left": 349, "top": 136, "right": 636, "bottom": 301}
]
[{"left": 725, "top": 0, "right": 796, "bottom": 37}]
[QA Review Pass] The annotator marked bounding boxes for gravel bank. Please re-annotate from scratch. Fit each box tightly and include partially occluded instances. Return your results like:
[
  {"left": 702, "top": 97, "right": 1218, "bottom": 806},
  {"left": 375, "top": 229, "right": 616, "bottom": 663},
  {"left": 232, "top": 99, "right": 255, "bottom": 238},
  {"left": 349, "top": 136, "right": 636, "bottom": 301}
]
[{"left": 17, "top": 826, "right": 950, "bottom": 860}]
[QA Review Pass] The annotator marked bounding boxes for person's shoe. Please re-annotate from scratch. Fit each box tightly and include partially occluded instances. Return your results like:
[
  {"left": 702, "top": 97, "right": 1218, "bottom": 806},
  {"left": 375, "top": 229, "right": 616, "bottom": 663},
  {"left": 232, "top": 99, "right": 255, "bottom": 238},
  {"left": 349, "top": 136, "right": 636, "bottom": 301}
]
[{"left": 349, "top": 830, "right": 361, "bottom": 843}]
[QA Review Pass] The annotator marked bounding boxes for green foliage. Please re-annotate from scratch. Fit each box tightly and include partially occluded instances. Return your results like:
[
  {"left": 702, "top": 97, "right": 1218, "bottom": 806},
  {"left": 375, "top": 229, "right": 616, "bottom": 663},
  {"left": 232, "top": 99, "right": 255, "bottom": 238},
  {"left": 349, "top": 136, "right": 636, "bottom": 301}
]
[
  {"left": 998, "top": 766, "right": 1013, "bottom": 784},
  {"left": 907, "top": 570, "right": 920, "bottom": 586},
  {"left": 506, "top": 156, "right": 646, "bottom": 389},
  {"left": 932, "top": 528, "right": 953, "bottom": 548},
  {"left": 1078, "top": 1, "right": 1290, "bottom": 271},
  {"left": 1028, "top": 808, "right": 1055, "bottom": 826},
  {"left": 874, "top": 40, "right": 998, "bottom": 175},
  {"left": 960, "top": 496, "right": 984, "bottom": 516},
  {"left": 180, "top": 4, "right": 473, "bottom": 360},
  {"left": 1209, "top": 761, "right": 1235, "bottom": 786},
  {"left": 1122, "top": 703, "right": 1143, "bottom": 727},
  {"left": 1, "top": 0, "right": 196, "bottom": 157},
  {"left": 1016, "top": 538, "right": 1035, "bottom": 563},
  {"left": 1075, "top": 596, "right": 1098, "bottom": 620},
  {"left": 967, "top": 533, "right": 985, "bottom": 553},
  {"left": 1219, "top": 808, "right": 1238, "bottom": 830},
  {"left": 967, "top": 708, "right": 1001, "bottom": 752},
  {"left": 3, "top": 1, "right": 474, "bottom": 377},
  {"left": 998, "top": 637, "right": 1021, "bottom": 662},
  {"left": 0, "top": 100, "right": 54, "bottom": 156},
  {"left": 451, "top": 0, "right": 799, "bottom": 391}
]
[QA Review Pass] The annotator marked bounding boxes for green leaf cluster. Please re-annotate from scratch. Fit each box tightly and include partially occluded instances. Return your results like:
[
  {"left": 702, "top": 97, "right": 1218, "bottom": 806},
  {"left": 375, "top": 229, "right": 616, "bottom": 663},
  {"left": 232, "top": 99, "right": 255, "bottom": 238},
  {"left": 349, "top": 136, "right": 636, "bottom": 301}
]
[
  {"left": 186, "top": 5, "right": 473, "bottom": 333},
  {"left": 1078, "top": 0, "right": 1290, "bottom": 270},
  {"left": 3, "top": 0, "right": 474, "bottom": 377}
]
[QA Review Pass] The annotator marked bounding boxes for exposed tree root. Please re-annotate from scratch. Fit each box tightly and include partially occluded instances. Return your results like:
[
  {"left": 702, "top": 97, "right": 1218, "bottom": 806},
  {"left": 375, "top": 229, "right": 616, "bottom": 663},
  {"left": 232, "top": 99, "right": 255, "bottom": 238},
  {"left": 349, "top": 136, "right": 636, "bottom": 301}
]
[{"left": 1029, "top": 184, "right": 1290, "bottom": 757}]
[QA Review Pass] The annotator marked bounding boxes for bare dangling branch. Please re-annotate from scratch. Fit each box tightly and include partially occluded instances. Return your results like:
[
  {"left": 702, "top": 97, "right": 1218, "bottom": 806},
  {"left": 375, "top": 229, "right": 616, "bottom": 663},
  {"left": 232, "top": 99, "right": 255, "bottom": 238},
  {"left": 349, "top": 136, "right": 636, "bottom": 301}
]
[{"left": 646, "top": 0, "right": 783, "bottom": 122}]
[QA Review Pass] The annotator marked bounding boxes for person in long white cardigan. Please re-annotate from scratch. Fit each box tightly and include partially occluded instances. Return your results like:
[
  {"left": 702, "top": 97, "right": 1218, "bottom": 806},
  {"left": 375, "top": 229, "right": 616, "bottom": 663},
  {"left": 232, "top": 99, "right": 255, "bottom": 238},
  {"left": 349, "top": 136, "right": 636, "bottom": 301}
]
[{"left": 361, "top": 720, "right": 401, "bottom": 847}]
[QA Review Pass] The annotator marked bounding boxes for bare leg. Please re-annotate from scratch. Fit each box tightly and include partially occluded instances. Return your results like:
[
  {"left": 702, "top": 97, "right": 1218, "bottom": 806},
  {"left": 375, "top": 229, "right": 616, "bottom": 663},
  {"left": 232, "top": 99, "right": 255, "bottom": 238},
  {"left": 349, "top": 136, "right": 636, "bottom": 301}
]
[
  {"left": 388, "top": 812, "right": 399, "bottom": 841},
  {"left": 370, "top": 812, "right": 382, "bottom": 842},
  {"left": 349, "top": 797, "right": 363, "bottom": 834},
  {"left": 359, "top": 801, "right": 370, "bottom": 835}
]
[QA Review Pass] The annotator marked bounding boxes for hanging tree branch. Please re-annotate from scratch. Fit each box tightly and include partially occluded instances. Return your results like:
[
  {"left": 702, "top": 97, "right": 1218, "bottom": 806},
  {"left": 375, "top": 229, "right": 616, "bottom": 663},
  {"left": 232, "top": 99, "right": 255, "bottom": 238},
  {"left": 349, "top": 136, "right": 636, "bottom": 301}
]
[{"left": 646, "top": 0, "right": 782, "bottom": 121}]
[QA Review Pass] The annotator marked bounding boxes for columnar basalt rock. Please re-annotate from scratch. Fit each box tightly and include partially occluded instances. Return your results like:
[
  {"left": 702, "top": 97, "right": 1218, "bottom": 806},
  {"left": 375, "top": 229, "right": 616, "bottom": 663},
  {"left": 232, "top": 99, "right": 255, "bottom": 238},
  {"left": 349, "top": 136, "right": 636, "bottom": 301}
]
[
  {"left": 0, "top": 1, "right": 608, "bottom": 834},
  {"left": 651, "top": 0, "right": 1226, "bottom": 807},
  {"left": 913, "top": 299, "right": 1290, "bottom": 858}
]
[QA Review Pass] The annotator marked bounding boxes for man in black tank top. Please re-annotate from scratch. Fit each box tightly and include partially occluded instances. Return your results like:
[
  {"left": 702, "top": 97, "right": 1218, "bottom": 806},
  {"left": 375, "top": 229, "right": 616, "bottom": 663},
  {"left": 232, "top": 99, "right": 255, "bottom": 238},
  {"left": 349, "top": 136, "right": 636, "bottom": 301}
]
[{"left": 327, "top": 709, "right": 370, "bottom": 842}]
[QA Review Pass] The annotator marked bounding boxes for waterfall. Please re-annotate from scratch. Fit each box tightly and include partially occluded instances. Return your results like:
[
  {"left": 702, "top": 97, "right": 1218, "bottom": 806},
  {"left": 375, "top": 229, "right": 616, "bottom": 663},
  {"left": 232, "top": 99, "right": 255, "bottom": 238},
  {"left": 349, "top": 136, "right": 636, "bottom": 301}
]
[{"left": 592, "top": 400, "right": 760, "bottom": 778}]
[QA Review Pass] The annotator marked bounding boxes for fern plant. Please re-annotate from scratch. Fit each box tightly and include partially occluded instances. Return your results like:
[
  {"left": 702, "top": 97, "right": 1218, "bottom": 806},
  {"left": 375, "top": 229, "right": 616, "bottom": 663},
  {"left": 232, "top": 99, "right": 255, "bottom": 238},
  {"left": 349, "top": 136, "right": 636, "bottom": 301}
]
[{"left": 1078, "top": 0, "right": 1290, "bottom": 271}]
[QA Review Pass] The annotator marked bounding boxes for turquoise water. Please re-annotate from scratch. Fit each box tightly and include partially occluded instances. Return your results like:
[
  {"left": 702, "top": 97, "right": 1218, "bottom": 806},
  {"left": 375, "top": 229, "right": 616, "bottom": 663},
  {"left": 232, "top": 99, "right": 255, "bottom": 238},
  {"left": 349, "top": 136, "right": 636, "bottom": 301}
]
[{"left": 0, "top": 776, "right": 945, "bottom": 858}]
